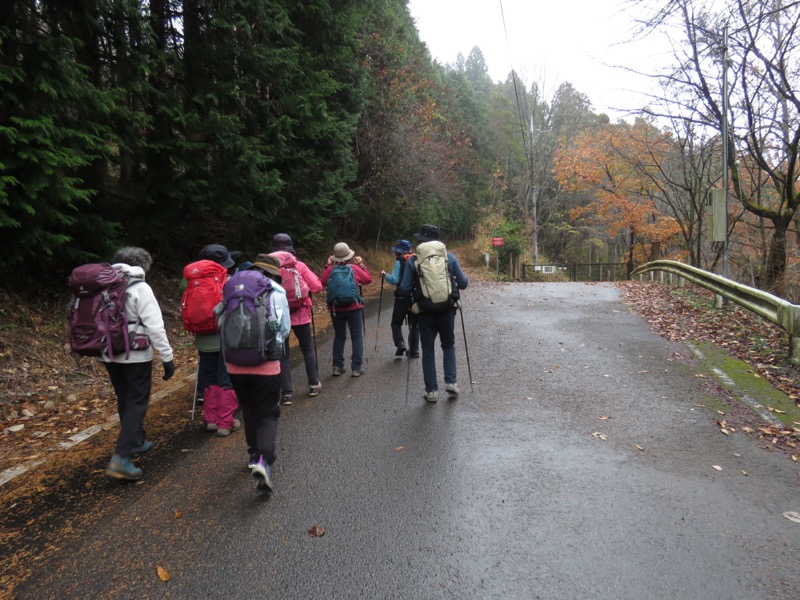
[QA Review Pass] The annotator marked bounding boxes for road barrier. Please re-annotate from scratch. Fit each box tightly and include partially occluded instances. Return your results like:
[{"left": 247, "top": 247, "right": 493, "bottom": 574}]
[{"left": 631, "top": 260, "right": 800, "bottom": 365}]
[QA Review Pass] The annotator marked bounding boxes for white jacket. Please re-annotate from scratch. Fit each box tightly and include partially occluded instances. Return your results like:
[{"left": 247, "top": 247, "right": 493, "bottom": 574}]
[{"left": 99, "top": 263, "right": 174, "bottom": 364}]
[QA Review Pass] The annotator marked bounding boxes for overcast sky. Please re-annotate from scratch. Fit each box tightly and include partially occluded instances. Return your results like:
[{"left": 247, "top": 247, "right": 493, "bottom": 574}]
[{"left": 407, "top": 0, "right": 674, "bottom": 119}]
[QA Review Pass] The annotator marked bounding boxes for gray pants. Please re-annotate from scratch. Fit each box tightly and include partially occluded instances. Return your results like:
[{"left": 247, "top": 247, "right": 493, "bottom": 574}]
[{"left": 279, "top": 322, "right": 319, "bottom": 395}]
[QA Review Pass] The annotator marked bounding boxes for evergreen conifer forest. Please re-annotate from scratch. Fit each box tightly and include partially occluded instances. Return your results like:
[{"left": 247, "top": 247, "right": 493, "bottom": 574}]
[{"left": 4, "top": 1, "right": 800, "bottom": 298}]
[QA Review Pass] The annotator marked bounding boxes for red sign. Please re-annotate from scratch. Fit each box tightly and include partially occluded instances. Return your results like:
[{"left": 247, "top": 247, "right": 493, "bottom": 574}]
[{"left": 491, "top": 237, "right": 505, "bottom": 247}]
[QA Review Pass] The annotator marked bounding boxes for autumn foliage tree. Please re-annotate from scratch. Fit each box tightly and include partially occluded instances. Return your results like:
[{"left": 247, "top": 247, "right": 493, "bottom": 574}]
[{"left": 553, "top": 120, "right": 682, "bottom": 272}]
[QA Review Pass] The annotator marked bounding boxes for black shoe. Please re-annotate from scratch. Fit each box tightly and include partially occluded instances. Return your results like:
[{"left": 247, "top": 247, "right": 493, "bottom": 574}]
[
  {"left": 409, "top": 350, "right": 420, "bottom": 358},
  {"left": 395, "top": 346, "right": 407, "bottom": 356}
]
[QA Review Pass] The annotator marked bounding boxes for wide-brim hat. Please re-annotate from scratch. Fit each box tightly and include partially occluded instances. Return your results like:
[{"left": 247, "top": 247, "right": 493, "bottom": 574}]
[
  {"left": 269, "top": 233, "right": 295, "bottom": 254},
  {"left": 251, "top": 253, "right": 283, "bottom": 283},
  {"left": 199, "top": 244, "right": 235, "bottom": 269},
  {"left": 391, "top": 239, "right": 412, "bottom": 254},
  {"left": 413, "top": 224, "right": 440, "bottom": 243},
  {"left": 333, "top": 242, "right": 355, "bottom": 262}
]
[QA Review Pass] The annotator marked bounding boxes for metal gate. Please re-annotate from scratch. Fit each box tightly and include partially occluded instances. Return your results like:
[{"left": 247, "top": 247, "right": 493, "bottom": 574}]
[{"left": 520, "top": 263, "right": 628, "bottom": 282}]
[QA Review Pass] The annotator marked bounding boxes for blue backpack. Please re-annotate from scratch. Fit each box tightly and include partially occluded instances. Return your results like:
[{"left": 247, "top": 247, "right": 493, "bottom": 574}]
[
  {"left": 326, "top": 264, "right": 362, "bottom": 309},
  {"left": 218, "top": 270, "right": 282, "bottom": 366}
]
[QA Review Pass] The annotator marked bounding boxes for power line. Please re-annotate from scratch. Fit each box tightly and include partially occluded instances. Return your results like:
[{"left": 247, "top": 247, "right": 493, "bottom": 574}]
[{"left": 498, "top": 0, "right": 531, "bottom": 164}]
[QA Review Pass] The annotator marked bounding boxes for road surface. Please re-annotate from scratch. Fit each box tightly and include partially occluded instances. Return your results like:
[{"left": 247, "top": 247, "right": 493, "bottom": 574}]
[{"left": 8, "top": 282, "right": 800, "bottom": 599}]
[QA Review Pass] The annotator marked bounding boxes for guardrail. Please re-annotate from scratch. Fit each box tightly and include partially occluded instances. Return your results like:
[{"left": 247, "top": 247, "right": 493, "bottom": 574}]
[{"left": 631, "top": 260, "right": 800, "bottom": 365}]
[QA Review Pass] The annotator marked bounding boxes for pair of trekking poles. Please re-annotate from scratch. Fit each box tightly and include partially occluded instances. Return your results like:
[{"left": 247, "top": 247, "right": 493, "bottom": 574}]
[{"left": 374, "top": 275, "right": 473, "bottom": 405}]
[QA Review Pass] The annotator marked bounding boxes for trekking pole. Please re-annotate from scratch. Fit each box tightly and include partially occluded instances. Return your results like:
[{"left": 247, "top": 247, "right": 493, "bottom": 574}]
[
  {"left": 374, "top": 276, "right": 385, "bottom": 351},
  {"left": 191, "top": 362, "right": 200, "bottom": 421},
  {"left": 405, "top": 340, "right": 412, "bottom": 407},
  {"left": 310, "top": 293, "right": 318, "bottom": 365},
  {"left": 359, "top": 284, "right": 367, "bottom": 364},
  {"left": 459, "top": 305, "right": 474, "bottom": 392}
]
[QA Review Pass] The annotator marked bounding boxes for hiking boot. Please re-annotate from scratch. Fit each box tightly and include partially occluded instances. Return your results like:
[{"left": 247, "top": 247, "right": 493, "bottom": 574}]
[
  {"left": 332, "top": 366, "right": 346, "bottom": 376},
  {"left": 105, "top": 455, "right": 143, "bottom": 481},
  {"left": 409, "top": 350, "right": 420, "bottom": 358},
  {"left": 216, "top": 419, "right": 241, "bottom": 437},
  {"left": 205, "top": 422, "right": 218, "bottom": 432},
  {"left": 395, "top": 346, "right": 407, "bottom": 357},
  {"left": 351, "top": 369, "right": 365, "bottom": 377},
  {"left": 131, "top": 440, "right": 154, "bottom": 458},
  {"left": 423, "top": 390, "right": 438, "bottom": 403},
  {"left": 445, "top": 383, "right": 460, "bottom": 398},
  {"left": 281, "top": 394, "right": 293, "bottom": 406},
  {"left": 309, "top": 383, "right": 322, "bottom": 396},
  {"left": 250, "top": 455, "right": 274, "bottom": 492},
  {"left": 248, "top": 453, "right": 259, "bottom": 470}
]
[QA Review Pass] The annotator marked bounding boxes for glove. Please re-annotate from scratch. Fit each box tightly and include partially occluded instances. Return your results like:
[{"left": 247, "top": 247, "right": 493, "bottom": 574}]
[
  {"left": 381, "top": 270, "right": 388, "bottom": 278},
  {"left": 354, "top": 256, "right": 363, "bottom": 265},
  {"left": 162, "top": 360, "right": 175, "bottom": 381}
]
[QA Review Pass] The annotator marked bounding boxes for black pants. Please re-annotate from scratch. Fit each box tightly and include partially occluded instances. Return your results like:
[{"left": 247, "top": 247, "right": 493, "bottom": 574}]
[
  {"left": 104, "top": 361, "right": 152, "bottom": 458},
  {"left": 230, "top": 373, "right": 281, "bottom": 465},
  {"left": 390, "top": 296, "right": 419, "bottom": 353}
]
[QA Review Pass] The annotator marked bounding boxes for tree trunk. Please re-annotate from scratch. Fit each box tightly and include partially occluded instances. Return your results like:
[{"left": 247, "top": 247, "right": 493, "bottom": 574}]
[{"left": 765, "top": 215, "right": 790, "bottom": 294}]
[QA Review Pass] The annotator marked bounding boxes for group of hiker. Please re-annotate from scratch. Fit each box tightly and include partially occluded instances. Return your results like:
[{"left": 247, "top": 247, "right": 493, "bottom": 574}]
[{"left": 67, "top": 225, "right": 468, "bottom": 493}]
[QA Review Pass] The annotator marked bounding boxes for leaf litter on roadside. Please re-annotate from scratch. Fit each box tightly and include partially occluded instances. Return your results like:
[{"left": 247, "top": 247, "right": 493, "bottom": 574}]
[{"left": 619, "top": 281, "right": 800, "bottom": 459}]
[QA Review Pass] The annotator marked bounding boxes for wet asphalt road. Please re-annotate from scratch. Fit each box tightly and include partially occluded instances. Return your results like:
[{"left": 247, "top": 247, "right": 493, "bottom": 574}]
[{"left": 12, "top": 282, "right": 800, "bottom": 599}]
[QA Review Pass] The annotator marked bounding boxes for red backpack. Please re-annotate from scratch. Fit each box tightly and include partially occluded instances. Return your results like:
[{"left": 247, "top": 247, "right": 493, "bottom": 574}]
[
  {"left": 181, "top": 260, "right": 228, "bottom": 334},
  {"left": 276, "top": 255, "right": 310, "bottom": 312}
]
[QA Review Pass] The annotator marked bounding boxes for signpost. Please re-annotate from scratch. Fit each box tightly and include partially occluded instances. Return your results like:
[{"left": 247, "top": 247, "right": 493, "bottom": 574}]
[{"left": 492, "top": 237, "right": 504, "bottom": 274}]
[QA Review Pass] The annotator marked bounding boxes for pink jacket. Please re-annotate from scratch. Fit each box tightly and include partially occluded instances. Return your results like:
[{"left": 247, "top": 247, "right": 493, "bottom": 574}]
[{"left": 269, "top": 250, "right": 322, "bottom": 326}]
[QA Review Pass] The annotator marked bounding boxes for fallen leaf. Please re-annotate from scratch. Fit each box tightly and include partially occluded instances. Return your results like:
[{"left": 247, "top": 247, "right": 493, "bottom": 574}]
[
  {"left": 634, "top": 444, "right": 644, "bottom": 451},
  {"left": 712, "top": 465, "right": 722, "bottom": 471},
  {"left": 783, "top": 511, "right": 800, "bottom": 524},
  {"left": 597, "top": 416, "right": 611, "bottom": 420},
  {"left": 308, "top": 523, "right": 326, "bottom": 537},
  {"left": 173, "top": 509, "right": 182, "bottom": 519},
  {"left": 394, "top": 446, "right": 404, "bottom": 451},
  {"left": 591, "top": 432, "right": 608, "bottom": 441},
  {"left": 720, "top": 429, "right": 730, "bottom": 436},
  {"left": 740, "top": 470, "right": 748, "bottom": 476},
  {"left": 157, "top": 566, "right": 170, "bottom": 581}
]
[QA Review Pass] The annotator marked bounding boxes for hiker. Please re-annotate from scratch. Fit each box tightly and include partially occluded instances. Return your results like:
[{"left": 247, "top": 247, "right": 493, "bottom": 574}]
[
  {"left": 181, "top": 243, "right": 239, "bottom": 436},
  {"left": 221, "top": 254, "right": 290, "bottom": 492},
  {"left": 381, "top": 239, "right": 419, "bottom": 358},
  {"left": 268, "top": 234, "right": 323, "bottom": 404},
  {"left": 320, "top": 242, "right": 373, "bottom": 377},
  {"left": 101, "top": 246, "right": 175, "bottom": 480},
  {"left": 400, "top": 225, "right": 468, "bottom": 403}
]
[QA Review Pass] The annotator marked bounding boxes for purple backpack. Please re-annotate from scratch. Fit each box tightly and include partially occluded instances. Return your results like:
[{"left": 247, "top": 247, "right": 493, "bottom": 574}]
[
  {"left": 218, "top": 270, "right": 281, "bottom": 366},
  {"left": 67, "top": 263, "right": 140, "bottom": 359}
]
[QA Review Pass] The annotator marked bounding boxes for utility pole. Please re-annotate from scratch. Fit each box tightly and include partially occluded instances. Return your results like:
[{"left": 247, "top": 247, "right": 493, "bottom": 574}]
[
  {"left": 530, "top": 114, "right": 539, "bottom": 265},
  {"left": 722, "top": 23, "right": 730, "bottom": 282}
]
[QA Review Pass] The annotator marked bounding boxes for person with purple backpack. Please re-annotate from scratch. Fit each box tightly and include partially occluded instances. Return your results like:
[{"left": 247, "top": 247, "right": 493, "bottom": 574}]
[
  {"left": 220, "top": 254, "right": 290, "bottom": 493},
  {"left": 99, "top": 247, "right": 175, "bottom": 481}
]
